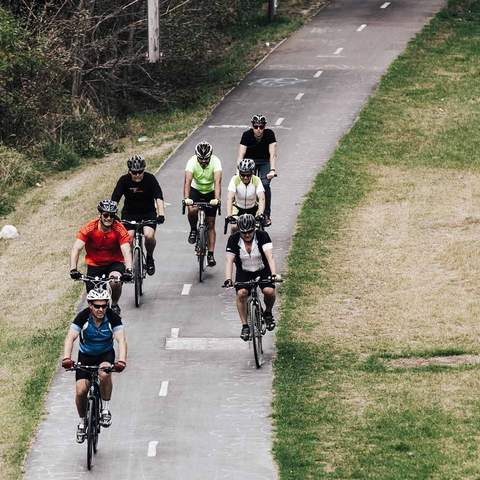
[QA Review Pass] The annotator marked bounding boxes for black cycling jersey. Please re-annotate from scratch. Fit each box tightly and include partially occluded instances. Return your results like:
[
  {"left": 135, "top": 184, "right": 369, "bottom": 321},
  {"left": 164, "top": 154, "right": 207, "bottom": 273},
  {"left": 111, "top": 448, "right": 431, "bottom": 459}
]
[
  {"left": 226, "top": 230, "right": 272, "bottom": 274},
  {"left": 111, "top": 172, "right": 163, "bottom": 215},
  {"left": 240, "top": 128, "right": 276, "bottom": 160}
]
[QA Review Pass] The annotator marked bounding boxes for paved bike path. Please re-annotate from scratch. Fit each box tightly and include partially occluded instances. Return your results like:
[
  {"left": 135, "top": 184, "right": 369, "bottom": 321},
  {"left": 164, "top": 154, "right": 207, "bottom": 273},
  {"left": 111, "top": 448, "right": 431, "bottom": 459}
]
[{"left": 24, "top": 0, "right": 444, "bottom": 478}]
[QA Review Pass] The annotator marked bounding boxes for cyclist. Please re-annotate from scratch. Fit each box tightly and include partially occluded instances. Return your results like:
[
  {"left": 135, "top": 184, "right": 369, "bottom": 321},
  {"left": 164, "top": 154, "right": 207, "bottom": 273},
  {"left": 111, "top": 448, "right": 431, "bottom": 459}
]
[
  {"left": 237, "top": 114, "right": 277, "bottom": 227},
  {"left": 226, "top": 158, "right": 265, "bottom": 232},
  {"left": 69, "top": 200, "right": 133, "bottom": 315},
  {"left": 61, "top": 288, "right": 127, "bottom": 443},
  {"left": 184, "top": 141, "right": 222, "bottom": 267},
  {"left": 223, "top": 214, "right": 280, "bottom": 341},
  {"left": 111, "top": 154, "right": 166, "bottom": 276}
]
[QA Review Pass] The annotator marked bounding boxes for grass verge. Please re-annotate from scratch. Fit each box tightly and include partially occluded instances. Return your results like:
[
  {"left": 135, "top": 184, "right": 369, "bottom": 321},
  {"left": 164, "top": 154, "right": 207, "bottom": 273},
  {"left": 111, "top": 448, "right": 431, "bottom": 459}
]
[{"left": 274, "top": 0, "right": 480, "bottom": 478}]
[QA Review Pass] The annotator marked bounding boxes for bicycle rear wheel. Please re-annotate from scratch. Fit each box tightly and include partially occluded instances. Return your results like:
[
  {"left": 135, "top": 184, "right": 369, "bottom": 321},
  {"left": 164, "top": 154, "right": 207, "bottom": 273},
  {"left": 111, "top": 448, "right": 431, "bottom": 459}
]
[
  {"left": 86, "top": 397, "right": 96, "bottom": 470},
  {"left": 197, "top": 227, "right": 207, "bottom": 282},
  {"left": 134, "top": 247, "right": 142, "bottom": 308},
  {"left": 248, "top": 300, "right": 263, "bottom": 368}
]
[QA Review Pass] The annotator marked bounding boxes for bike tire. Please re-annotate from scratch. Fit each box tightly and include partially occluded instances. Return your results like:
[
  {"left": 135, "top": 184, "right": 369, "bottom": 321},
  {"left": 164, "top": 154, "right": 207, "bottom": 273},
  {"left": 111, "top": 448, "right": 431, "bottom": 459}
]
[
  {"left": 248, "top": 300, "right": 263, "bottom": 368},
  {"left": 197, "top": 227, "right": 207, "bottom": 283},
  {"left": 93, "top": 398, "right": 100, "bottom": 454},
  {"left": 134, "top": 247, "right": 141, "bottom": 308},
  {"left": 86, "top": 397, "right": 95, "bottom": 470}
]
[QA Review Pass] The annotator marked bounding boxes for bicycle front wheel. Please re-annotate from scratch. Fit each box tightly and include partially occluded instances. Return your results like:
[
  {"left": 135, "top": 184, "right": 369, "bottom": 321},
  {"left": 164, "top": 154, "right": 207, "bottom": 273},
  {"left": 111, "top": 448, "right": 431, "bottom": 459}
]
[
  {"left": 248, "top": 300, "right": 263, "bottom": 368},
  {"left": 86, "top": 397, "right": 96, "bottom": 470},
  {"left": 134, "top": 247, "right": 142, "bottom": 308},
  {"left": 197, "top": 227, "right": 207, "bottom": 282}
]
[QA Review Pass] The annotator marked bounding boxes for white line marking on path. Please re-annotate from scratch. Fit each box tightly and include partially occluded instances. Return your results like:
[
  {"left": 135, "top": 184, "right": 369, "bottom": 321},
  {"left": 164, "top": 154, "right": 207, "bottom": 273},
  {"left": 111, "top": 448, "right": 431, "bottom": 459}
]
[
  {"left": 159, "top": 381, "right": 169, "bottom": 397},
  {"left": 334, "top": 47, "right": 344, "bottom": 55},
  {"left": 181, "top": 283, "right": 192, "bottom": 295},
  {"left": 313, "top": 70, "right": 323, "bottom": 78},
  {"left": 275, "top": 117, "right": 284, "bottom": 126},
  {"left": 357, "top": 24, "right": 367, "bottom": 32},
  {"left": 171, "top": 328, "right": 179, "bottom": 339},
  {"left": 295, "top": 92, "right": 304, "bottom": 101},
  {"left": 147, "top": 441, "right": 158, "bottom": 457},
  {"left": 381, "top": 2, "right": 391, "bottom": 8}
]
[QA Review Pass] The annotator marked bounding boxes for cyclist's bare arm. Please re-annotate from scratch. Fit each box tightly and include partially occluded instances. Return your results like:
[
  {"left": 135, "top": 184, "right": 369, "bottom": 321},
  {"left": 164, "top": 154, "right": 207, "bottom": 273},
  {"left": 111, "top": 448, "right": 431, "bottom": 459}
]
[
  {"left": 269, "top": 142, "right": 277, "bottom": 171},
  {"left": 237, "top": 144, "right": 247, "bottom": 164},
  {"left": 63, "top": 328, "right": 79, "bottom": 360},
  {"left": 264, "top": 248, "right": 277, "bottom": 276},
  {"left": 225, "top": 253, "right": 235, "bottom": 281},
  {"left": 155, "top": 198, "right": 165, "bottom": 217},
  {"left": 214, "top": 170, "right": 222, "bottom": 201},
  {"left": 113, "top": 329, "right": 127, "bottom": 364},
  {"left": 227, "top": 191, "right": 235, "bottom": 217},
  {"left": 70, "top": 239, "right": 86, "bottom": 270},
  {"left": 120, "top": 243, "right": 133, "bottom": 270},
  {"left": 257, "top": 191, "right": 266, "bottom": 216},
  {"left": 184, "top": 171, "right": 193, "bottom": 199}
]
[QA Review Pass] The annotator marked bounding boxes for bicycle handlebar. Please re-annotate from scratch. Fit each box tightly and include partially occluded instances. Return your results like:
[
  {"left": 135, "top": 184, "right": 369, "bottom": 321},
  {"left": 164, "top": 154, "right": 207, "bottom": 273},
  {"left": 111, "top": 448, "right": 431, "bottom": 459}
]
[
  {"left": 68, "top": 363, "right": 115, "bottom": 374},
  {"left": 222, "top": 276, "right": 283, "bottom": 289},
  {"left": 182, "top": 200, "right": 221, "bottom": 216},
  {"left": 75, "top": 274, "right": 123, "bottom": 285}
]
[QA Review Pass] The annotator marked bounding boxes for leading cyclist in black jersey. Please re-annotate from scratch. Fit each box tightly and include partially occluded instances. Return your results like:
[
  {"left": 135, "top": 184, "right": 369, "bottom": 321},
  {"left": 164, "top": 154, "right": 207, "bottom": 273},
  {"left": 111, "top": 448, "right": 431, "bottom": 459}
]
[
  {"left": 224, "top": 214, "right": 280, "bottom": 341},
  {"left": 111, "top": 155, "right": 165, "bottom": 275}
]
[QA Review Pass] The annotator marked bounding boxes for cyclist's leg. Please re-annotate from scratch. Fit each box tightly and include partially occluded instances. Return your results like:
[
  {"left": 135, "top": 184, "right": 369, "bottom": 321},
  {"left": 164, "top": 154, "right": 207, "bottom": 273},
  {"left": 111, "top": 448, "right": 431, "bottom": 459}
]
[
  {"left": 98, "top": 350, "right": 115, "bottom": 427},
  {"left": 143, "top": 225, "right": 156, "bottom": 256},
  {"left": 235, "top": 288, "right": 249, "bottom": 324},
  {"left": 187, "top": 188, "right": 202, "bottom": 242},
  {"left": 255, "top": 159, "right": 272, "bottom": 218},
  {"left": 107, "top": 262, "right": 126, "bottom": 307},
  {"left": 75, "top": 379, "right": 90, "bottom": 417}
]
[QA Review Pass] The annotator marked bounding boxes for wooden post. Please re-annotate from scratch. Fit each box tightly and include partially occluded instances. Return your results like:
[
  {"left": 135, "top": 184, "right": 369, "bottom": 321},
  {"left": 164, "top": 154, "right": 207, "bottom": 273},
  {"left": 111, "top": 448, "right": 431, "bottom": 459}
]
[
  {"left": 148, "top": 0, "right": 160, "bottom": 63},
  {"left": 268, "top": 0, "right": 278, "bottom": 22}
]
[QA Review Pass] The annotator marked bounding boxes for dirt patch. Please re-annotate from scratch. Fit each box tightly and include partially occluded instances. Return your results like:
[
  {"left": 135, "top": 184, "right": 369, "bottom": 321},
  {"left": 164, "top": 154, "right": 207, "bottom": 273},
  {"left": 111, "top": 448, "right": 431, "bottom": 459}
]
[
  {"left": 301, "top": 165, "right": 480, "bottom": 354},
  {"left": 387, "top": 354, "right": 480, "bottom": 368}
]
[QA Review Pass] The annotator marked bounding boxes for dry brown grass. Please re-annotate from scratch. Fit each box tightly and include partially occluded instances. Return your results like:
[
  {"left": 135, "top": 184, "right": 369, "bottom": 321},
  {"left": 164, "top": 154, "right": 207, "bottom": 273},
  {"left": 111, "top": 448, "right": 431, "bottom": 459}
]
[
  {"left": 301, "top": 165, "right": 480, "bottom": 354},
  {"left": 0, "top": 142, "right": 174, "bottom": 479}
]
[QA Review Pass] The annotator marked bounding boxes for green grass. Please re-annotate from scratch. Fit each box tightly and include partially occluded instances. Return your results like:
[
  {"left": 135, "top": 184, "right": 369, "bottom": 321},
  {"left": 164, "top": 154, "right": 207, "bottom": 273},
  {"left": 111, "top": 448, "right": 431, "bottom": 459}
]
[{"left": 273, "top": 0, "right": 480, "bottom": 478}]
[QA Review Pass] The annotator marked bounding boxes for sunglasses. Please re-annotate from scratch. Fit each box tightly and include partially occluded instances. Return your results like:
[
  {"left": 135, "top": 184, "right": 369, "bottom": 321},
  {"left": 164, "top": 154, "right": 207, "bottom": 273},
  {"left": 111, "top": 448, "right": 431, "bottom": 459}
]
[
  {"left": 240, "top": 229, "right": 255, "bottom": 235},
  {"left": 252, "top": 125, "right": 265, "bottom": 130},
  {"left": 101, "top": 212, "right": 115, "bottom": 219},
  {"left": 240, "top": 173, "right": 252, "bottom": 178},
  {"left": 130, "top": 170, "right": 144, "bottom": 175},
  {"left": 91, "top": 303, "right": 108, "bottom": 310}
]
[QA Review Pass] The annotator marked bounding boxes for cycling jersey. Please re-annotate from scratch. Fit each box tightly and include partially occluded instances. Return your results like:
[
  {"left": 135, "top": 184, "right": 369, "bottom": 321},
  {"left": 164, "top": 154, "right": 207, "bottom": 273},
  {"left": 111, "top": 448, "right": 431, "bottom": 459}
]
[
  {"left": 185, "top": 155, "right": 222, "bottom": 194},
  {"left": 77, "top": 219, "right": 130, "bottom": 267},
  {"left": 226, "top": 230, "right": 273, "bottom": 273},
  {"left": 240, "top": 129, "right": 276, "bottom": 160},
  {"left": 111, "top": 172, "right": 163, "bottom": 215},
  {"left": 227, "top": 174, "right": 264, "bottom": 210},
  {"left": 71, "top": 307, "right": 123, "bottom": 356}
]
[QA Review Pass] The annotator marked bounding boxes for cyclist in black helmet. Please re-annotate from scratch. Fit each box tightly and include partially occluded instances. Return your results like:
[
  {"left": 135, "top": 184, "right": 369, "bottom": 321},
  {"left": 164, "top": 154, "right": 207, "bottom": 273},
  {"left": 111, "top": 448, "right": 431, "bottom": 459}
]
[
  {"left": 111, "top": 154, "right": 166, "bottom": 276},
  {"left": 184, "top": 141, "right": 222, "bottom": 267},
  {"left": 237, "top": 114, "right": 277, "bottom": 227},
  {"left": 224, "top": 213, "right": 280, "bottom": 341}
]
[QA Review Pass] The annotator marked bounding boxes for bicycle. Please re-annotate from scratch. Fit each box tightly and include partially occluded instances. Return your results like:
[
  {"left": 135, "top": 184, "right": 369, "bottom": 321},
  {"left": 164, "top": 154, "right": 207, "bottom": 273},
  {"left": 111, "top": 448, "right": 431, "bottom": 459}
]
[
  {"left": 182, "top": 200, "right": 220, "bottom": 282},
  {"left": 122, "top": 219, "right": 157, "bottom": 307},
  {"left": 68, "top": 363, "right": 115, "bottom": 470},
  {"left": 225, "top": 276, "right": 282, "bottom": 368},
  {"left": 74, "top": 274, "right": 123, "bottom": 300}
]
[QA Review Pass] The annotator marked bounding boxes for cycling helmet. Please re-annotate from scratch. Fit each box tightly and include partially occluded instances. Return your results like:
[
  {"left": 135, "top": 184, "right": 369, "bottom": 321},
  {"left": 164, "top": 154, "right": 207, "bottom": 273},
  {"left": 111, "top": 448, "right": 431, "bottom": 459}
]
[
  {"left": 251, "top": 114, "right": 266, "bottom": 125},
  {"left": 127, "top": 154, "right": 146, "bottom": 171},
  {"left": 86, "top": 288, "right": 111, "bottom": 302},
  {"left": 238, "top": 158, "right": 256, "bottom": 175},
  {"left": 195, "top": 141, "right": 213, "bottom": 162},
  {"left": 237, "top": 213, "right": 256, "bottom": 233},
  {"left": 97, "top": 199, "right": 118, "bottom": 214}
]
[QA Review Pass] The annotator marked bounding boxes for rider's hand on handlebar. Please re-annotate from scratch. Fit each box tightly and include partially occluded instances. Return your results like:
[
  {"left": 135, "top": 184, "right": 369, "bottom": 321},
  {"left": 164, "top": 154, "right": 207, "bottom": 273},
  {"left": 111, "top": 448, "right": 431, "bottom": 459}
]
[
  {"left": 156, "top": 215, "right": 165, "bottom": 224},
  {"left": 122, "top": 269, "right": 133, "bottom": 282},
  {"left": 70, "top": 269, "right": 81, "bottom": 280},
  {"left": 62, "top": 357, "right": 74, "bottom": 369},
  {"left": 114, "top": 361, "right": 126, "bottom": 372},
  {"left": 184, "top": 198, "right": 193, "bottom": 206},
  {"left": 271, "top": 273, "right": 281, "bottom": 282},
  {"left": 209, "top": 198, "right": 220, "bottom": 207},
  {"left": 255, "top": 214, "right": 265, "bottom": 223},
  {"left": 226, "top": 215, "right": 235, "bottom": 223},
  {"left": 223, "top": 279, "right": 234, "bottom": 288}
]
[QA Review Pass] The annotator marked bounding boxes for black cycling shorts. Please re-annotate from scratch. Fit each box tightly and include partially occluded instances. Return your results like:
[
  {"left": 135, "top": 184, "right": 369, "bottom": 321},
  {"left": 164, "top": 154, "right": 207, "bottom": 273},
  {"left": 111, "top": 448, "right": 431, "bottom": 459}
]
[
  {"left": 86, "top": 262, "right": 125, "bottom": 292},
  {"left": 233, "top": 205, "right": 258, "bottom": 217},
  {"left": 235, "top": 268, "right": 274, "bottom": 292},
  {"left": 122, "top": 211, "right": 157, "bottom": 231},
  {"left": 189, "top": 187, "right": 217, "bottom": 218},
  {"left": 76, "top": 349, "right": 115, "bottom": 381}
]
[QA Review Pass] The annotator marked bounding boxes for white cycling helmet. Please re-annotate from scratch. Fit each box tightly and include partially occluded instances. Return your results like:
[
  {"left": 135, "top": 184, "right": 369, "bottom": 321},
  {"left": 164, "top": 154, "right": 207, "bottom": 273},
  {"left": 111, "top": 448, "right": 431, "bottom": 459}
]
[
  {"left": 238, "top": 158, "right": 255, "bottom": 175},
  {"left": 86, "top": 288, "right": 111, "bottom": 303}
]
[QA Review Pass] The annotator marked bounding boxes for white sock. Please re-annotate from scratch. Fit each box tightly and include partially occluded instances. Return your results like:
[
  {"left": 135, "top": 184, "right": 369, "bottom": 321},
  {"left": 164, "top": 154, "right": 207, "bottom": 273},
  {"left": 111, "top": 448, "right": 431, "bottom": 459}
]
[
  {"left": 103, "top": 401, "right": 110, "bottom": 410},
  {"left": 79, "top": 417, "right": 85, "bottom": 425}
]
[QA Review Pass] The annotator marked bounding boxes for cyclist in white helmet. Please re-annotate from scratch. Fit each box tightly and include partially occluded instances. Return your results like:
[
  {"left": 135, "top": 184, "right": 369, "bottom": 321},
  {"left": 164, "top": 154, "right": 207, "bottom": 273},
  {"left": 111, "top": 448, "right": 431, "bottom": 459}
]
[
  {"left": 184, "top": 141, "right": 222, "bottom": 267},
  {"left": 61, "top": 288, "right": 127, "bottom": 443},
  {"left": 226, "top": 158, "right": 265, "bottom": 231}
]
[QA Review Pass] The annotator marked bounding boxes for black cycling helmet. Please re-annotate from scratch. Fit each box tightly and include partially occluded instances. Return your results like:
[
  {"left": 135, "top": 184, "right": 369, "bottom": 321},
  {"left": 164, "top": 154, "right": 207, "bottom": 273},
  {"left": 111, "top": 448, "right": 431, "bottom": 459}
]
[
  {"left": 127, "top": 154, "right": 146, "bottom": 171},
  {"left": 251, "top": 114, "right": 266, "bottom": 125},
  {"left": 238, "top": 158, "right": 255, "bottom": 175},
  {"left": 237, "top": 213, "right": 256, "bottom": 233},
  {"left": 195, "top": 141, "right": 213, "bottom": 162},
  {"left": 97, "top": 199, "right": 118, "bottom": 214}
]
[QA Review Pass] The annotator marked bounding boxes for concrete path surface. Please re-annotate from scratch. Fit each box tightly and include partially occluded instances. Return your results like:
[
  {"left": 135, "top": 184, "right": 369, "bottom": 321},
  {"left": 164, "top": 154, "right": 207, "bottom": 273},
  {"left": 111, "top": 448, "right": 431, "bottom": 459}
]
[{"left": 24, "top": 0, "right": 444, "bottom": 478}]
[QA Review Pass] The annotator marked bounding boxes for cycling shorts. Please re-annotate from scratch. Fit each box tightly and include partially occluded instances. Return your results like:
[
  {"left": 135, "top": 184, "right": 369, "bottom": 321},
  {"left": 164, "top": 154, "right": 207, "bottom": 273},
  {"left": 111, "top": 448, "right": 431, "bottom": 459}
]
[
  {"left": 86, "top": 262, "right": 125, "bottom": 292},
  {"left": 235, "top": 268, "right": 274, "bottom": 292},
  {"left": 76, "top": 349, "right": 115, "bottom": 382},
  {"left": 190, "top": 187, "right": 217, "bottom": 218},
  {"left": 122, "top": 211, "right": 157, "bottom": 231},
  {"left": 232, "top": 205, "right": 258, "bottom": 217}
]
